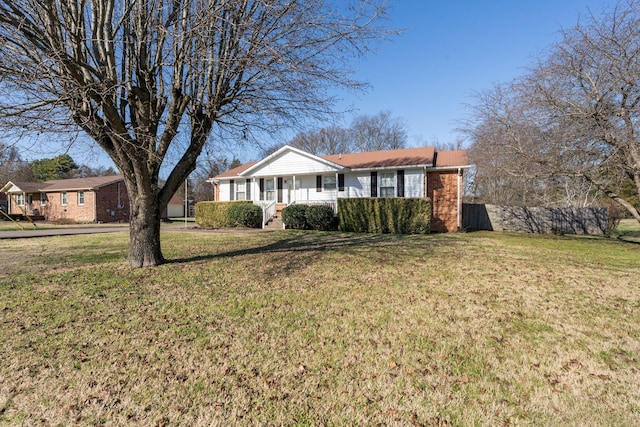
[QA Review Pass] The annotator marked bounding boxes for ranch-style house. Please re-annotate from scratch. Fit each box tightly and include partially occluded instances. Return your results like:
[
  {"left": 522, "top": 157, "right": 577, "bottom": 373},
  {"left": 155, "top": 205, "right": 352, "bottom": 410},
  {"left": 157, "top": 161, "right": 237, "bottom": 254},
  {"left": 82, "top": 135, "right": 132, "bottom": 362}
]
[{"left": 207, "top": 145, "right": 471, "bottom": 232}]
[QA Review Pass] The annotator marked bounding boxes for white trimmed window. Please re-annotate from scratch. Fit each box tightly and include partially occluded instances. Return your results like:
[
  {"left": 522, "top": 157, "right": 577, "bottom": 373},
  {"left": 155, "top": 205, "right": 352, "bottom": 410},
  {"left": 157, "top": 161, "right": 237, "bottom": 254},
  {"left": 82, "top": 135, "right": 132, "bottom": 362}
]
[
  {"left": 61, "top": 191, "right": 68, "bottom": 205},
  {"left": 40, "top": 193, "right": 47, "bottom": 206},
  {"left": 266, "top": 180, "right": 275, "bottom": 201},
  {"left": 323, "top": 176, "right": 336, "bottom": 190},
  {"left": 16, "top": 194, "right": 25, "bottom": 206},
  {"left": 78, "top": 191, "right": 85, "bottom": 205},
  {"left": 380, "top": 172, "right": 395, "bottom": 197},
  {"left": 236, "top": 181, "right": 246, "bottom": 200}
]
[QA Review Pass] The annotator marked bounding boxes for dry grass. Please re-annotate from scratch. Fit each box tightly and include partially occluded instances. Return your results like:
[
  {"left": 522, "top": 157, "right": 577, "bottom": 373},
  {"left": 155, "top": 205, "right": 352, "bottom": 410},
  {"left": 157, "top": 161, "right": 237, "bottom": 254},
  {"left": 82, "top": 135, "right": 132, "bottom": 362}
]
[{"left": 1, "top": 229, "right": 639, "bottom": 426}]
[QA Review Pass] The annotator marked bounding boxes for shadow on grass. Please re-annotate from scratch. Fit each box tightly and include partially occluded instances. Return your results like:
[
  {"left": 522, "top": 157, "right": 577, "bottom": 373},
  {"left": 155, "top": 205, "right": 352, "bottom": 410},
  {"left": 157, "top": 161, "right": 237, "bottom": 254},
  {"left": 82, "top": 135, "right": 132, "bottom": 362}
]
[{"left": 167, "top": 231, "right": 454, "bottom": 270}]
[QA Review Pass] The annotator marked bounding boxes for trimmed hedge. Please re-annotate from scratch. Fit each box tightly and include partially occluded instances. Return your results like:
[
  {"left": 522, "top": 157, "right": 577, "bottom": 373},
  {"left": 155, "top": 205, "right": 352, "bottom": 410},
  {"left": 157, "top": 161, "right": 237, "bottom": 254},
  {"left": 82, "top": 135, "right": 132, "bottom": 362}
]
[
  {"left": 228, "top": 202, "right": 262, "bottom": 228},
  {"left": 306, "top": 205, "right": 335, "bottom": 231},
  {"left": 195, "top": 201, "right": 260, "bottom": 228},
  {"left": 338, "top": 198, "right": 431, "bottom": 234},
  {"left": 281, "top": 204, "right": 336, "bottom": 231},
  {"left": 281, "top": 204, "right": 308, "bottom": 229}
]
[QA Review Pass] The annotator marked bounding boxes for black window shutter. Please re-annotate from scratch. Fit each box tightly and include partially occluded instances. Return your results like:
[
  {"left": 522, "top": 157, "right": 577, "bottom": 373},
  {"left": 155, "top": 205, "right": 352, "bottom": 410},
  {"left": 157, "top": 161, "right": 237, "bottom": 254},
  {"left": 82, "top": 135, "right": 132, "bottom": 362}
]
[
  {"left": 229, "top": 180, "right": 235, "bottom": 201},
  {"left": 370, "top": 171, "right": 378, "bottom": 197},
  {"left": 316, "top": 175, "right": 322, "bottom": 192},
  {"left": 259, "top": 178, "right": 264, "bottom": 200},
  {"left": 397, "top": 170, "right": 405, "bottom": 198},
  {"left": 338, "top": 174, "right": 345, "bottom": 191}
]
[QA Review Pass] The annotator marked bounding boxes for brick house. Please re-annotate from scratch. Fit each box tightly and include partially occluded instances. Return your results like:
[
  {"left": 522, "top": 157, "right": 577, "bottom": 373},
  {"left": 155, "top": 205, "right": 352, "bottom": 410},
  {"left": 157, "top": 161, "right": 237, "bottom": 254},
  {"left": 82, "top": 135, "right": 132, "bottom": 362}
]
[
  {"left": 207, "top": 145, "right": 471, "bottom": 232},
  {"left": 1, "top": 175, "right": 129, "bottom": 223}
]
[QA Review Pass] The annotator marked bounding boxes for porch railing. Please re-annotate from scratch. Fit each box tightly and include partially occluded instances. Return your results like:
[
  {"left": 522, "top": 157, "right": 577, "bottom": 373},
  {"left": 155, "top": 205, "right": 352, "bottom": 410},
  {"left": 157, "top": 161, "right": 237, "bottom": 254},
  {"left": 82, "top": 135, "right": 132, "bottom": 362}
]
[{"left": 254, "top": 201, "right": 277, "bottom": 228}]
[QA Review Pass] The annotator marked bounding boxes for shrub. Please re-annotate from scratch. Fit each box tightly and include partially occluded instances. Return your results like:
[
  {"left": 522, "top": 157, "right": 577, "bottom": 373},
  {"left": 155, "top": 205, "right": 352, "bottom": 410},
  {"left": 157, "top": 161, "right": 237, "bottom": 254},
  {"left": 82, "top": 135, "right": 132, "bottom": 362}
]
[
  {"left": 195, "top": 201, "right": 254, "bottom": 228},
  {"left": 338, "top": 198, "right": 431, "bottom": 234},
  {"left": 281, "top": 204, "right": 307, "bottom": 229},
  {"left": 305, "top": 205, "right": 336, "bottom": 231},
  {"left": 228, "top": 202, "right": 262, "bottom": 228}
]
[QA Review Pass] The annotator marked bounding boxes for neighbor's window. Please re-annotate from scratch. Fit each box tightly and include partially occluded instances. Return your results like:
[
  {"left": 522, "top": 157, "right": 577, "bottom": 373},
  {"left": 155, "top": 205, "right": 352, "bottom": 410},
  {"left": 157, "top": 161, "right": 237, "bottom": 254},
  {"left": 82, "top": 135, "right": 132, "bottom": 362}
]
[
  {"left": 78, "top": 191, "right": 85, "bottom": 205},
  {"left": 266, "top": 179, "right": 275, "bottom": 201},
  {"left": 380, "top": 172, "right": 395, "bottom": 197},
  {"left": 40, "top": 193, "right": 47, "bottom": 206},
  {"left": 236, "top": 180, "right": 246, "bottom": 200},
  {"left": 16, "top": 194, "right": 25, "bottom": 206},
  {"left": 61, "top": 191, "right": 68, "bottom": 205},
  {"left": 323, "top": 175, "right": 336, "bottom": 190}
]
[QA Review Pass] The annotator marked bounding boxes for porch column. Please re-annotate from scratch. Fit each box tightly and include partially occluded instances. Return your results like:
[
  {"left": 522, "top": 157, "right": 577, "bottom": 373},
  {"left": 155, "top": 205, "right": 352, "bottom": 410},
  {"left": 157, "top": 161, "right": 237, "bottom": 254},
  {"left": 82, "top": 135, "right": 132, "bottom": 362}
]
[
  {"left": 292, "top": 175, "right": 296, "bottom": 203},
  {"left": 335, "top": 172, "right": 339, "bottom": 214}
]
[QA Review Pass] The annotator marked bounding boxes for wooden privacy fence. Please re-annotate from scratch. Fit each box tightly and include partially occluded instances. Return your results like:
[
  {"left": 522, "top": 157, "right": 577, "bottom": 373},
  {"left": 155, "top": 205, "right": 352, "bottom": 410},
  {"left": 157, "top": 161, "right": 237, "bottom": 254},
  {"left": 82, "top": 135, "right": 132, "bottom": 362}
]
[{"left": 463, "top": 204, "right": 608, "bottom": 235}]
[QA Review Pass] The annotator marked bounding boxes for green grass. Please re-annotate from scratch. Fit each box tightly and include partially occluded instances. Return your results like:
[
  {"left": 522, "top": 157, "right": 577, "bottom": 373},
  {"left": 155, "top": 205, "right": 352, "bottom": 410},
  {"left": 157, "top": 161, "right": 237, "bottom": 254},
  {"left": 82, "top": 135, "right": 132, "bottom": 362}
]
[
  {"left": 1, "top": 229, "right": 639, "bottom": 426},
  {"left": 615, "top": 218, "right": 640, "bottom": 242}
]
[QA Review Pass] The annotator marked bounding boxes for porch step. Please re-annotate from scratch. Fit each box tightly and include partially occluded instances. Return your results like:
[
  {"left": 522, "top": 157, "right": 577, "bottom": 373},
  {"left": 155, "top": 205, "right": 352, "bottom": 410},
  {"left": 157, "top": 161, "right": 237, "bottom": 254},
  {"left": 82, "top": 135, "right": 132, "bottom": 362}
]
[{"left": 264, "top": 217, "right": 284, "bottom": 230}]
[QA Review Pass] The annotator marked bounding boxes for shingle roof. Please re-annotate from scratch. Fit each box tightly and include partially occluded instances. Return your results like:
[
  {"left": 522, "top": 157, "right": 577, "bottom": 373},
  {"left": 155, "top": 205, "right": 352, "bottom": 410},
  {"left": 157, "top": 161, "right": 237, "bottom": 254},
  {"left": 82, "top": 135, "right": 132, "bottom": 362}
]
[
  {"left": 41, "top": 175, "right": 124, "bottom": 191},
  {"left": 9, "top": 181, "right": 42, "bottom": 192},
  {"left": 214, "top": 162, "right": 257, "bottom": 179},
  {"left": 434, "top": 150, "right": 469, "bottom": 168},
  {"left": 322, "top": 146, "right": 436, "bottom": 169},
  {"left": 211, "top": 146, "right": 470, "bottom": 180}
]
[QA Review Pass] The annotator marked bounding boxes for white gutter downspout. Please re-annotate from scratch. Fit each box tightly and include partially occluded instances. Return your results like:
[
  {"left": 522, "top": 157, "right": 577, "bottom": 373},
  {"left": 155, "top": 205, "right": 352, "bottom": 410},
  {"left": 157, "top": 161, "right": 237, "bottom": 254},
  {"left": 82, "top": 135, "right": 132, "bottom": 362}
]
[{"left": 457, "top": 167, "right": 462, "bottom": 231}]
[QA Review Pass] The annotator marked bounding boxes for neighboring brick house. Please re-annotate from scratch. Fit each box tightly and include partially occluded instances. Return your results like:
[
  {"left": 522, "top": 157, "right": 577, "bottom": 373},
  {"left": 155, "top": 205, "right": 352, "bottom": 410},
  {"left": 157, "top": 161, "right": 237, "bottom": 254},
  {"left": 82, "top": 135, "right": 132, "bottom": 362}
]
[
  {"left": 207, "top": 145, "right": 471, "bottom": 232},
  {"left": 1, "top": 175, "right": 129, "bottom": 223}
]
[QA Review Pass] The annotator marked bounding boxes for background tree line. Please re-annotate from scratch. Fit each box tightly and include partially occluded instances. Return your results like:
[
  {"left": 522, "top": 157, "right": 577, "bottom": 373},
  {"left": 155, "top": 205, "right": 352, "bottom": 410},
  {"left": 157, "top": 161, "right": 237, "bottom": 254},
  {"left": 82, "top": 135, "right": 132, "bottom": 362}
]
[
  {"left": 0, "top": 144, "right": 117, "bottom": 184},
  {"left": 260, "top": 110, "right": 408, "bottom": 157},
  {"left": 465, "top": 0, "right": 640, "bottom": 223}
]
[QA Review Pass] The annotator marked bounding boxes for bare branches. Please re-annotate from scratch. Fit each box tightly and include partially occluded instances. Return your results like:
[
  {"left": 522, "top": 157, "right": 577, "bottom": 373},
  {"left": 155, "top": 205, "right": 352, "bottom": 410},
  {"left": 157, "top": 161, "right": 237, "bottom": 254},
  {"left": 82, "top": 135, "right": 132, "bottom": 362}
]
[{"left": 465, "top": 0, "right": 640, "bottom": 220}]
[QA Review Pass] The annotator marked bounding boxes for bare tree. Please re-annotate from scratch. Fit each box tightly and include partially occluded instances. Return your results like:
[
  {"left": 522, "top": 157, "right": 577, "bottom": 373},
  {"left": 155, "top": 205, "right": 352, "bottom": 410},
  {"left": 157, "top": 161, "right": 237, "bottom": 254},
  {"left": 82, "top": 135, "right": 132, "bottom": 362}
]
[
  {"left": 466, "top": 1, "right": 640, "bottom": 221},
  {"left": 0, "top": 143, "right": 34, "bottom": 183},
  {"left": 350, "top": 110, "right": 407, "bottom": 152},
  {"left": 0, "top": 0, "right": 392, "bottom": 266},
  {"left": 288, "top": 126, "right": 352, "bottom": 156},
  {"left": 277, "top": 110, "right": 407, "bottom": 157}
]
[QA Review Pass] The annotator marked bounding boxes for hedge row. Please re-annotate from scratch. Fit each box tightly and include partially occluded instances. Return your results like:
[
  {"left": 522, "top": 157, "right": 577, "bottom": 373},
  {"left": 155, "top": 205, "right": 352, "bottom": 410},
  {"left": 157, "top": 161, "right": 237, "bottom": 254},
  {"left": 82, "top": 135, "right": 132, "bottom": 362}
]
[
  {"left": 281, "top": 204, "right": 336, "bottom": 231},
  {"left": 337, "top": 198, "right": 431, "bottom": 234},
  {"left": 195, "top": 201, "right": 262, "bottom": 228}
]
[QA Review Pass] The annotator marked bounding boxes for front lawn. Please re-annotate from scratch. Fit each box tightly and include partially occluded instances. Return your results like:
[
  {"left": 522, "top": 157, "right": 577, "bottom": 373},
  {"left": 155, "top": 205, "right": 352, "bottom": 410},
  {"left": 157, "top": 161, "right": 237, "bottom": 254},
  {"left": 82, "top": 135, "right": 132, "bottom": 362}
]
[{"left": 1, "top": 230, "right": 638, "bottom": 425}]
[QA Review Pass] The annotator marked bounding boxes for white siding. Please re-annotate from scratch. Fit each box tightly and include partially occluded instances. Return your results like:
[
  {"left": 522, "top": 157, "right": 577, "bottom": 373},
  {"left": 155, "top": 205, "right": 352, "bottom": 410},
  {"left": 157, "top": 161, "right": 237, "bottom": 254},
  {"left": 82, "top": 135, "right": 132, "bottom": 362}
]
[
  {"left": 343, "top": 172, "right": 371, "bottom": 198},
  {"left": 249, "top": 151, "right": 341, "bottom": 176},
  {"left": 405, "top": 169, "right": 424, "bottom": 197},
  {"left": 217, "top": 169, "right": 425, "bottom": 202},
  {"left": 290, "top": 175, "right": 338, "bottom": 203}
]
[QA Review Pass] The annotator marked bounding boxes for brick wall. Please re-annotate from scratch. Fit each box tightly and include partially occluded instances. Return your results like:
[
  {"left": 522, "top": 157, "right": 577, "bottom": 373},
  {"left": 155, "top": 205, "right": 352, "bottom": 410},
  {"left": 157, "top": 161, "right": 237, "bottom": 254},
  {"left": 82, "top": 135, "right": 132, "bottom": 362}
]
[
  {"left": 427, "top": 171, "right": 460, "bottom": 232},
  {"left": 95, "top": 181, "right": 129, "bottom": 222},
  {"left": 45, "top": 190, "right": 96, "bottom": 222}
]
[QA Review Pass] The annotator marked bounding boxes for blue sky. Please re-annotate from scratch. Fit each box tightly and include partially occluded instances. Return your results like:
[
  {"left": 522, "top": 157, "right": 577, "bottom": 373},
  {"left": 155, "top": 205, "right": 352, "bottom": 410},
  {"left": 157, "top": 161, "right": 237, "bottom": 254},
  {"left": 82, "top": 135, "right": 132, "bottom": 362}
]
[
  {"left": 15, "top": 0, "right": 610, "bottom": 169},
  {"left": 335, "top": 0, "right": 609, "bottom": 149}
]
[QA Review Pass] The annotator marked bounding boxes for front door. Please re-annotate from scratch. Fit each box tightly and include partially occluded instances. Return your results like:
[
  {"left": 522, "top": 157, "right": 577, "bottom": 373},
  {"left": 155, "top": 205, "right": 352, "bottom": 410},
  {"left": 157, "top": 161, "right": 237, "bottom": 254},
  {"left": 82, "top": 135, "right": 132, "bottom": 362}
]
[{"left": 277, "top": 178, "right": 283, "bottom": 203}]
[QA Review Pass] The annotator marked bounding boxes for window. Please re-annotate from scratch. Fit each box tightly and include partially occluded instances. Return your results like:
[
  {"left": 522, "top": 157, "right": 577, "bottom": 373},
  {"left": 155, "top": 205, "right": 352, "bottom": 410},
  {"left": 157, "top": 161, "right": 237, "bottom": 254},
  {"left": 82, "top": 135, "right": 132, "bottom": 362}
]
[
  {"left": 78, "top": 191, "right": 85, "bottom": 205},
  {"left": 323, "top": 175, "right": 336, "bottom": 190},
  {"left": 380, "top": 172, "right": 395, "bottom": 197},
  {"left": 236, "top": 180, "right": 246, "bottom": 200},
  {"left": 61, "top": 191, "right": 68, "bottom": 205},
  {"left": 266, "top": 180, "right": 275, "bottom": 201},
  {"left": 40, "top": 193, "right": 47, "bottom": 206},
  {"left": 16, "top": 194, "right": 25, "bottom": 206}
]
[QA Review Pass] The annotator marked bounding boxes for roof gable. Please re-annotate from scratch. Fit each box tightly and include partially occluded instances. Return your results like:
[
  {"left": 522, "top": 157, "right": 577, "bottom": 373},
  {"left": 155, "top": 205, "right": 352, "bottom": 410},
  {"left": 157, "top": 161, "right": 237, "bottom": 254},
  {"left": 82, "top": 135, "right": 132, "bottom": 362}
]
[
  {"left": 1, "top": 181, "right": 42, "bottom": 193},
  {"left": 214, "top": 146, "right": 344, "bottom": 180}
]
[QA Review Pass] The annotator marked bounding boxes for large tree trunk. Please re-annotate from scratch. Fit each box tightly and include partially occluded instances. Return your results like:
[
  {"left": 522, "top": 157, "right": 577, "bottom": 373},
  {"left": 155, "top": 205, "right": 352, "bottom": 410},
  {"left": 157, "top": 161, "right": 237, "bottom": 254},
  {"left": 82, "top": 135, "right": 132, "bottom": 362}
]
[{"left": 127, "top": 193, "right": 164, "bottom": 268}]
